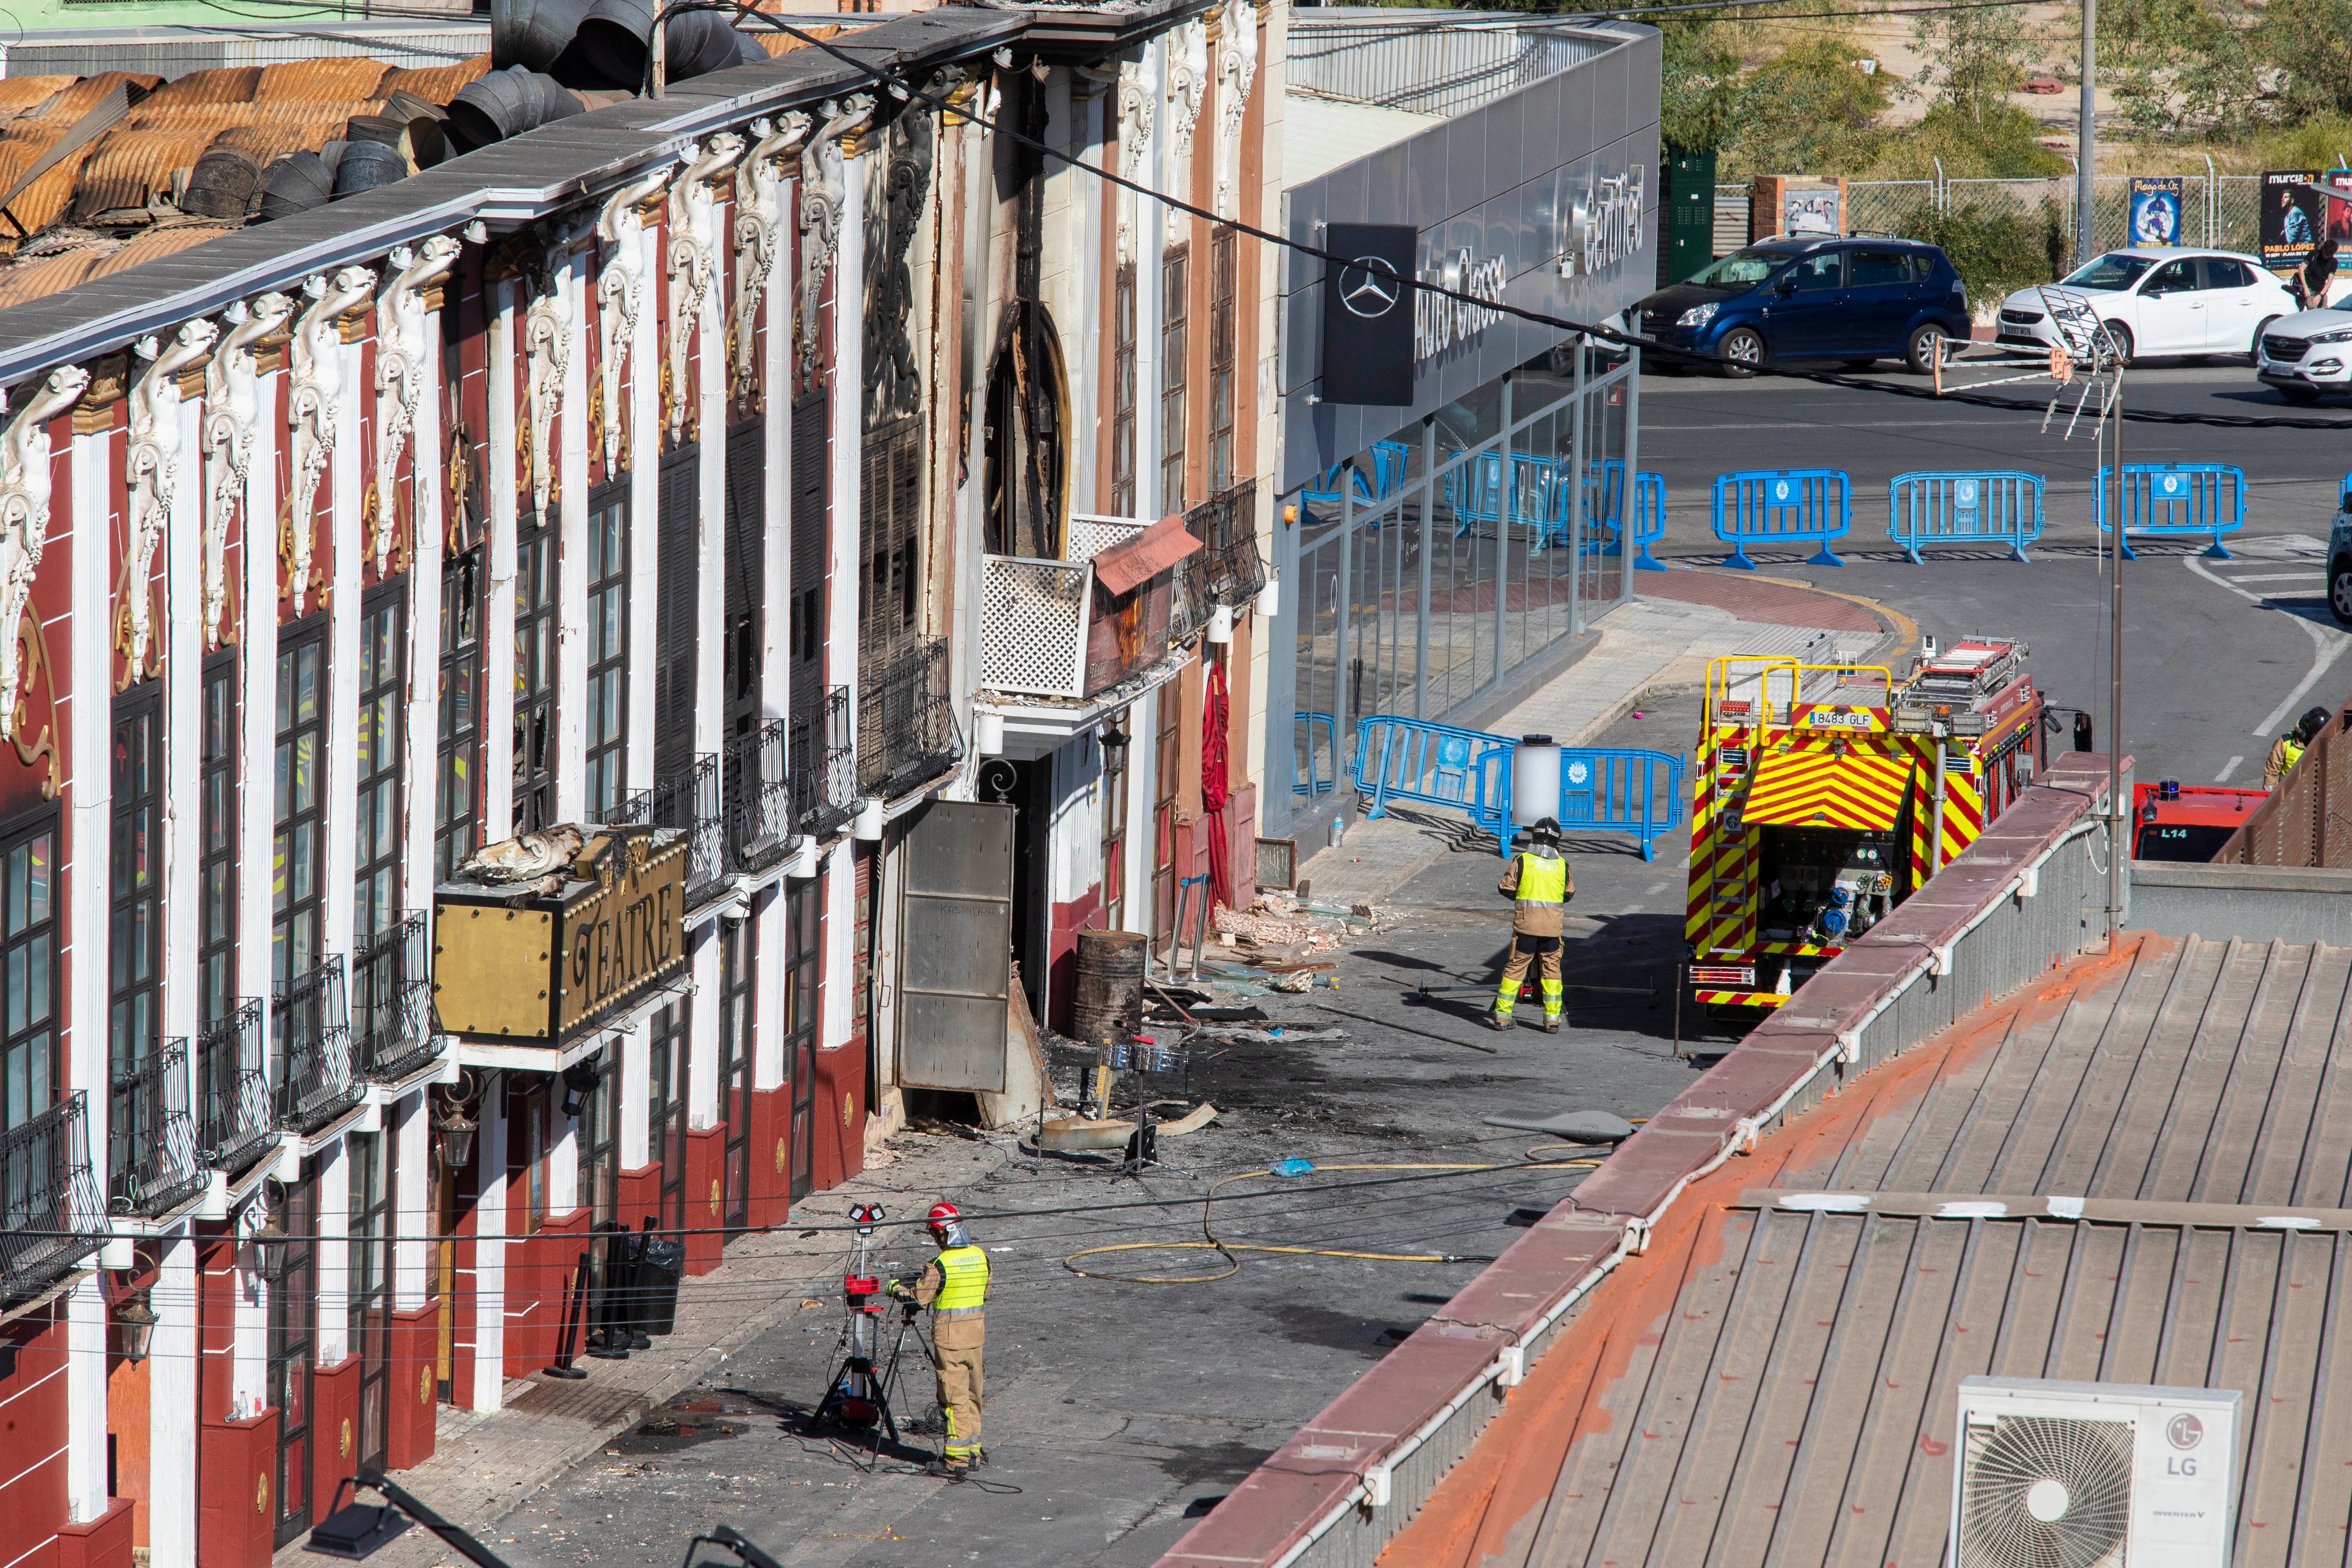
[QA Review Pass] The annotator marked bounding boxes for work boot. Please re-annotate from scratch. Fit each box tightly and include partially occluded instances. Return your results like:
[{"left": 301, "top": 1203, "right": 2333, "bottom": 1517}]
[
  {"left": 1542, "top": 1012, "right": 1563, "bottom": 1033},
  {"left": 1488, "top": 1010, "right": 1515, "bottom": 1031}
]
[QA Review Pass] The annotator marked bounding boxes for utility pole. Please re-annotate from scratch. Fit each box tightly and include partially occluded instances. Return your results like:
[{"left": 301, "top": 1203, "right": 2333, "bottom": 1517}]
[{"left": 2077, "top": 0, "right": 2097, "bottom": 263}]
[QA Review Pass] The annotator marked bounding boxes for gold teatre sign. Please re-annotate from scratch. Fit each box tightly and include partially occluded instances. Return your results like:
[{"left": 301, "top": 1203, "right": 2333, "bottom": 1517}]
[{"left": 433, "top": 831, "right": 688, "bottom": 1046}]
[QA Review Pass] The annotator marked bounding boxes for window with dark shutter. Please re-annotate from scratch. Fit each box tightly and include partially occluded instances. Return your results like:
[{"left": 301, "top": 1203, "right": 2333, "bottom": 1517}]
[
  {"left": 788, "top": 394, "right": 827, "bottom": 710},
  {"left": 723, "top": 419, "right": 764, "bottom": 739},
  {"left": 858, "top": 415, "right": 922, "bottom": 665},
  {"left": 654, "top": 446, "right": 699, "bottom": 781}
]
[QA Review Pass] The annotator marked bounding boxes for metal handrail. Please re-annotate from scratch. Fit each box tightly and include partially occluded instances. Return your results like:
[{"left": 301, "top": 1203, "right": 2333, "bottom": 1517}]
[
  {"left": 353, "top": 913, "right": 438, "bottom": 1083},
  {"left": 109, "top": 1038, "right": 205, "bottom": 1217},
  {"left": 275, "top": 956, "right": 360, "bottom": 1135},
  {"left": 652, "top": 752, "right": 723, "bottom": 903},
  {"left": 198, "top": 999, "right": 274, "bottom": 1173},
  {"left": 726, "top": 718, "right": 792, "bottom": 874},
  {"left": 857, "top": 638, "right": 962, "bottom": 803},
  {"left": 788, "top": 683, "right": 855, "bottom": 841},
  {"left": 0, "top": 1092, "right": 106, "bottom": 1299}
]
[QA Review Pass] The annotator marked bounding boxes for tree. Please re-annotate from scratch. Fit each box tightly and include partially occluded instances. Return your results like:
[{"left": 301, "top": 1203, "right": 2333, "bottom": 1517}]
[
  {"left": 1718, "top": 38, "right": 1896, "bottom": 178},
  {"left": 1911, "top": 8, "right": 2031, "bottom": 125}
]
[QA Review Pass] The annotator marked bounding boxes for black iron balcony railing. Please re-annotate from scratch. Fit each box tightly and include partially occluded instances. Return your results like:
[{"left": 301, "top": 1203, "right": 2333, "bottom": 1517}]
[
  {"left": 198, "top": 999, "right": 275, "bottom": 1174},
  {"left": 725, "top": 718, "right": 791, "bottom": 876},
  {"left": 857, "top": 638, "right": 962, "bottom": 804},
  {"left": 1189, "top": 476, "right": 1268, "bottom": 611},
  {"left": 614, "top": 753, "right": 724, "bottom": 905},
  {"left": 353, "top": 913, "right": 438, "bottom": 1083},
  {"left": 789, "top": 683, "right": 856, "bottom": 841},
  {"left": 109, "top": 1039, "right": 205, "bottom": 1218},
  {"left": 0, "top": 1093, "right": 107, "bottom": 1300},
  {"left": 275, "top": 956, "right": 360, "bottom": 1135}
]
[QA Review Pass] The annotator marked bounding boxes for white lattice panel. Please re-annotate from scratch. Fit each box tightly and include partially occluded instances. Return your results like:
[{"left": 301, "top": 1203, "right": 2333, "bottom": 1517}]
[
  {"left": 1065, "top": 512, "right": 1147, "bottom": 565},
  {"left": 980, "top": 555, "right": 1091, "bottom": 697}
]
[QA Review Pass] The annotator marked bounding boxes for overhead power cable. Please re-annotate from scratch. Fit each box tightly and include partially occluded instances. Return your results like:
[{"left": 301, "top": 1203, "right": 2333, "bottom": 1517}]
[{"left": 722, "top": 4, "right": 2352, "bottom": 434}]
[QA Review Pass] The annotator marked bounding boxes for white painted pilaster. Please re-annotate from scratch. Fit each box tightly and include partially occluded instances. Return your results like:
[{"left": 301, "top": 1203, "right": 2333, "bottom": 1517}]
[
  {"left": 316, "top": 1139, "right": 350, "bottom": 1366},
  {"left": 391, "top": 1088, "right": 430, "bottom": 1311},
  {"left": 239, "top": 390, "right": 279, "bottom": 1010},
  {"left": 150, "top": 1229, "right": 198, "bottom": 1568},
  {"left": 620, "top": 1017, "right": 651, "bottom": 1172},
  {"left": 555, "top": 248, "right": 590, "bottom": 824},
  {"left": 404, "top": 310, "right": 446, "bottom": 903},
  {"left": 64, "top": 1279, "right": 105, "bottom": 1522},
  {"left": 323, "top": 334, "right": 365, "bottom": 961},
  {"left": 484, "top": 279, "right": 519, "bottom": 838},
  {"left": 468, "top": 1079, "right": 508, "bottom": 1412},
  {"left": 64, "top": 428, "right": 108, "bottom": 1522},
  {"left": 626, "top": 219, "right": 660, "bottom": 797}
]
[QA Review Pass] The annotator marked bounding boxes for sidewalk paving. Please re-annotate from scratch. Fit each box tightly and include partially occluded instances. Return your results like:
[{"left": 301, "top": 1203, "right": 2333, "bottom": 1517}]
[
  {"left": 1292, "top": 571, "right": 1901, "bottom": 911},
  {"left": 278, "top": 1137, "right": 1002, "bottom": 1568}
]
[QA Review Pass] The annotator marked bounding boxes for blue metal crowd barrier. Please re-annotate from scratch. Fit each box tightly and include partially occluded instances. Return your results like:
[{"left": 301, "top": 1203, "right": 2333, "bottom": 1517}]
[
  {"left": 2094, "top": 463, "right": 2245, "bottom": 559},
  {"left": 1446, "top": 450, "right": 1559, "bottom": 538},
  {"left": 1298, "top": 441, "right": 1414, "bottom": 518},
  {"left": 1886, "top": 470, "right": 2046, "bottom": 564},
  {"left": 1293, "top": 711, "right": 1340, "bottom": 797},
  {"left": 1350, "top": 717, "right": 1685, "bottom": 861},
  {"left": 1354, "top": 717, "right": 1514, "bottom": 834},
  {"left": 1712, "top": 469, "right": 1851, "bottom": 569},
  {"left": 1589, "top": 462, "right": 1669, "bottom": 571}
]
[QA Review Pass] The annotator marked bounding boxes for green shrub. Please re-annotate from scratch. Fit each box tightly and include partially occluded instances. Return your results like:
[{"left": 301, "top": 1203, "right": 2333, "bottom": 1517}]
[{"left": 1896, "top": 198, "right": 2072, "bottom": 305}]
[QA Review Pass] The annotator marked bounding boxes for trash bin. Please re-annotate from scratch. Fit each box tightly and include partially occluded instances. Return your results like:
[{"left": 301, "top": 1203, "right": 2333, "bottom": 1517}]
[{"left": 636, "top": 1232, "right": 686, "bottom": 1336}]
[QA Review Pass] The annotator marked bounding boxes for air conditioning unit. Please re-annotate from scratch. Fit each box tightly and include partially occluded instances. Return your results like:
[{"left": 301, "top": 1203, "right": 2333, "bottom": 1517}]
[{"left": 1952, "top": 1377, "right": 2240, "bottom": 1568}]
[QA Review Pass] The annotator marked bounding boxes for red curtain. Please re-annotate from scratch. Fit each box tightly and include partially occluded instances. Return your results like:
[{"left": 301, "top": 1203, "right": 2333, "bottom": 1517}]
[{"left": 1202, "top": 657, "right": 1232, "bottom": 909}]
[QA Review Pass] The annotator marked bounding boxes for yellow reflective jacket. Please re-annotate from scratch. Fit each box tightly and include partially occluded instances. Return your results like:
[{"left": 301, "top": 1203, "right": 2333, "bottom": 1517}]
[
  {"left": 1499, "top": 848, "right": 1571, "bottom": 936},
  {"left": 917, "top": 1244, "right": 990, "bottom": 1317}
]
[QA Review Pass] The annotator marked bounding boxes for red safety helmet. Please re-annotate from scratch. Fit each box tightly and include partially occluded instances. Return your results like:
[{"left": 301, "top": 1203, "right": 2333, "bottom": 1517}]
[{"left": 926, "top": 1202, "right": 961, "bottom": 1236}]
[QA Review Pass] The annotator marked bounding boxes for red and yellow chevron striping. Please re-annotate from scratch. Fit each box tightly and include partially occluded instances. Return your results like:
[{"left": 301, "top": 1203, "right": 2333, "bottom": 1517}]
[{"left": 1739, "top": 746, "right": 1915, "bottom": 832}]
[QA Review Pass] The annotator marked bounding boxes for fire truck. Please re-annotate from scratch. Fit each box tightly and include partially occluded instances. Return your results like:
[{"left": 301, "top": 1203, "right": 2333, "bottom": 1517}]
[
  {"left": 1685, "top": 639, "right": 2049, "bottom": 1014},
  {"left": 2131, "top": 779, "right": 2265, "bottom": 861}
]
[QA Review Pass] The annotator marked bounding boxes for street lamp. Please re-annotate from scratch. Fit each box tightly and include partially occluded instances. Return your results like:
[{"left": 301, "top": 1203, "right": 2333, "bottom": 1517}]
[
  {"left": 247, "top": 1219, "right": 293, "bottom": 1286},
  {"left": 1100, "top": 722, "right": 1129, "bottom": 779},
  {"left": 114, "top": 1293, "right": 158, "bottom": 1365}
]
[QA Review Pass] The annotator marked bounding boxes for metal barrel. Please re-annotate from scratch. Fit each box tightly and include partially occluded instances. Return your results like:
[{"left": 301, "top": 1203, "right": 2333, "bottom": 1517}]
[
  {"left": 330, "top": 140, "right": 408, "bottom": 200},
  {"left": 491, "top": 0, "right": 593, "bottom": 75},
  {"left": 255, "top": 151, "right": 332, "bottom": 221},
  {"left": 571, "top": 0, "right": 655, "bottom": 89},
  {"left": 182, "top": 144, "right": 261, "bottom": 221},
  {"left": 1071, "top": 929, "right": 1148, "bottom": 1044}
]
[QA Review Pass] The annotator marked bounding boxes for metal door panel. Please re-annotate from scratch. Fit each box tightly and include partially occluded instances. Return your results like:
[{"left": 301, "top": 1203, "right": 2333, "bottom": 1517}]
[{"left": 895, "top": 800, "right": 1014, "bottom": 1093}]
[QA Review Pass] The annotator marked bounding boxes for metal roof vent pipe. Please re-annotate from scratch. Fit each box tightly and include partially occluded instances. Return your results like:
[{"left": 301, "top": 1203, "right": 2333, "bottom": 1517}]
[
  {"left": 331, "top": 140, "right": 407, "bottom": 201},
  {"left": 254, "top": 150, "right": 332, "bottom": 222},
  {"left": 183, "top": 144, "right": 262, "bottom": 221},
  {"left": 571, "top": 0, "right": 656, "bottom": 91},
  {"left": 492, "top": 0, "right": 594, "bottom": 76},
  {"left": 446, "top": 67, "right": 581, "bottom": 149}
]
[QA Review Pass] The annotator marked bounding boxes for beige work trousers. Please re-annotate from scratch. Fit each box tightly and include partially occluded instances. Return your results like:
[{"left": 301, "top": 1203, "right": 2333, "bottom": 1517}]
[{"left": 934, "top": 1318, "right": 984, "bottom": 1459}]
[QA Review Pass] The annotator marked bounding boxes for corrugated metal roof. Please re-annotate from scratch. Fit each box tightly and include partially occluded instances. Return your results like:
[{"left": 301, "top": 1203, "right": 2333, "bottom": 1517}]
[{"left": 1381, "top": 935, "right": 2352, "bottom": 1568}]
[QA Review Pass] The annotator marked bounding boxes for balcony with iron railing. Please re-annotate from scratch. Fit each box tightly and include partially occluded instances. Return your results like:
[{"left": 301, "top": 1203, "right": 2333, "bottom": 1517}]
[
  {"left": 725, "top": 719, "right": 790, "bottom": 875},
  {"left": 110, "top": 1039, "right": 205, "bottom": 1217},
  {"left": 788, "top": 683, "right": 856, "bottom": 842},
  {"left": 610, "top": 753, "right": 724, "bottom": 906},
  {"left": 981, "top": 510, "right": 1202, "bottom": 705},
  {"left": 353, "top": 913, "right": 438, "bottom": 1083},
  {"left": 199, "top": 999, "right": 275, "bottom": 1174},
  {"left": 0, "top": 1093, "right": 107, "bottom": 1300},
  {"left": 858, "top": 638, "right": 962, "bottom": 802},
  {"left": 275, "top": 957, "right": 361, "bottom": 1135}
]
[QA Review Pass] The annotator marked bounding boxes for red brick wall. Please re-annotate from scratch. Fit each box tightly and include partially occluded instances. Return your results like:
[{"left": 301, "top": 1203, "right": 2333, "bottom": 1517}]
[
  {"left": 385, "top": 1305, "right": 439, "bottom": 1471},
  {"left": 197, "top": 1409, "right": 276, "bottom": 1568},
  {"left": 0, "top": 1310, "right": 69, "bottom": 1568}
]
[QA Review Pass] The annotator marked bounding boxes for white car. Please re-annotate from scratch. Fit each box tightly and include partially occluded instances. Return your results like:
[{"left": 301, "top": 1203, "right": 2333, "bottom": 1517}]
[
  {"left": 2255, "top": 307, "right": 2352, "bottom": 403},
  {"left": 1994, "top": 248, "right": 2295, "bottom": 364}
]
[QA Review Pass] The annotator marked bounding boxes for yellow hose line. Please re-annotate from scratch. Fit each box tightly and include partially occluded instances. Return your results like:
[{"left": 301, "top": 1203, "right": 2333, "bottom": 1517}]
[{"left": 1062, "top": 1157, "right": 1605, "bottom": 1285}]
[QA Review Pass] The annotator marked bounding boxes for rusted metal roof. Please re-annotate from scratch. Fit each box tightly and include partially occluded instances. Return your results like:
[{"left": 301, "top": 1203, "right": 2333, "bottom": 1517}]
[{"left": 1371, "top": 932, "right": 2352, "bottom": 1568}]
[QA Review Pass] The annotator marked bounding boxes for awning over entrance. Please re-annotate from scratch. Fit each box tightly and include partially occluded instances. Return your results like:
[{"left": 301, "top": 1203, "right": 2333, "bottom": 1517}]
[{"left": 1740, "top": 747, "right": 1914, "bottom": 832}]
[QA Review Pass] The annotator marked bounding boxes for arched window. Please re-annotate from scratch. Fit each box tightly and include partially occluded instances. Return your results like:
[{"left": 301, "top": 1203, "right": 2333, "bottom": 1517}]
[{"left": 982, "top": 301, "right": 1068, "bottom": 561}]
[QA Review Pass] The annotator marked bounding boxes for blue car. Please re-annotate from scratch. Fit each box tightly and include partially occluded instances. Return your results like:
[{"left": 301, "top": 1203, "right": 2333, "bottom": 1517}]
[{"left": 1633, "top": 237, "right": 1971, "bottom": 376}]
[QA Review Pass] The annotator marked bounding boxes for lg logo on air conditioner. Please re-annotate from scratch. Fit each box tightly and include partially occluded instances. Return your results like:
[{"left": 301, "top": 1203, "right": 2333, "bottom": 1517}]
[{"left": 2167, "top": 1411, "right": 2205, "bottom": 1474}]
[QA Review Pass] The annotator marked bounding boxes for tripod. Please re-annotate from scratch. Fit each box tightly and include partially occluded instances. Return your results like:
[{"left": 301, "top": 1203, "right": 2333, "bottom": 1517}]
[{"left": 810, "top": 1206, "right": 940, "bottom": 1468}]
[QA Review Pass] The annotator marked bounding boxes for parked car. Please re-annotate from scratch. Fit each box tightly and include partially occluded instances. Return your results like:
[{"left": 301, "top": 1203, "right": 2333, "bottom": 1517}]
[
  {"left": 1994, "top": 248, "right": 2293, "bottom": 365},
  {"left": 1634, "top": 236, "right": 1970, "bottom": 376},
  {"left": 2255, "top": 307, "right": 2352, "bottom": 404},
  {"left": 2329, "top": 484, "right": 2352, "bottom": 623}
]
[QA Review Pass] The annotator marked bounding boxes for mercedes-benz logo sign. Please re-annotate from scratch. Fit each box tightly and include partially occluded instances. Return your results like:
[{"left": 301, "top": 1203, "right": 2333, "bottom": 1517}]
[{"left": 1339, "top": 255, "right": 1403, "bottom": 319}]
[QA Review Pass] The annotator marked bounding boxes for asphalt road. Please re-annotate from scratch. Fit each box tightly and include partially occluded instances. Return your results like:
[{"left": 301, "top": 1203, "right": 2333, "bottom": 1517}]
[{"left": 1633, "top": 360, "right": 2352, "bottom": 789}]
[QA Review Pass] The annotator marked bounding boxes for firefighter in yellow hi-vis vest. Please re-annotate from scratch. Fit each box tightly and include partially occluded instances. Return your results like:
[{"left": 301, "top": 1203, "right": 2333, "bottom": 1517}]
[
  {"left": 1492, "top": 817, "right": 1572, "bottom": 1031},
  {"left": 895, "top": 1200, "right": 988, "bottom": 1472}
]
